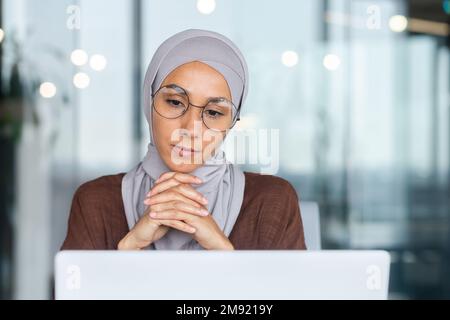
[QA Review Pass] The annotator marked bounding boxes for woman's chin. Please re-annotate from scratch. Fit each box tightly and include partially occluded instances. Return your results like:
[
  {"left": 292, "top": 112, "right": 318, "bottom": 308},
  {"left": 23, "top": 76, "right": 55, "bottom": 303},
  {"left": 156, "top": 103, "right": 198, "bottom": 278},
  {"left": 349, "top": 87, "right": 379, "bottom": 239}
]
[{"left": 165, "top": 161, "right": 202, "bottom": 173}]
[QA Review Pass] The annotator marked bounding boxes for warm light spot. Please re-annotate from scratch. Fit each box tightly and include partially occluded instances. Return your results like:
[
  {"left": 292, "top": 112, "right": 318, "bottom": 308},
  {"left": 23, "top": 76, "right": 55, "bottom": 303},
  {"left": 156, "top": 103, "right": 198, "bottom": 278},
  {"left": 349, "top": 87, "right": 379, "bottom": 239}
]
[
  {"left": 73, "top": 72, "right": 90, "bottom": 89},
  {"left": 323, "top": 54, "right": 341, "bottom": 71},
  {"left": 197, "top": 0, "right": 216, "bottom": 15},
  {"left": 281, "top": 50, "right": 299, "bottom": 67},
  {"left": 70, "top": 49, "right": 88, "bottom": 66},
  {"left": 89, "top": 54, "right": 107, "bottom": 71},
  {"left": 389, "top": 15, "right": 408, "bottom": 32},
  {"left": 39, "top": 82, "right": 57, "bottom": 98}
]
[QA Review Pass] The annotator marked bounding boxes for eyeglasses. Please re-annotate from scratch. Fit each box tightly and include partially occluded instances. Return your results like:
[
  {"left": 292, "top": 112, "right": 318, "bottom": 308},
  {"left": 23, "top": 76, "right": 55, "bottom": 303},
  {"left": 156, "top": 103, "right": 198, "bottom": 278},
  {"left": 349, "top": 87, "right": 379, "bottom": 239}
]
[{"left": 151, "top": 84, "right": 240, "bottom": 132}]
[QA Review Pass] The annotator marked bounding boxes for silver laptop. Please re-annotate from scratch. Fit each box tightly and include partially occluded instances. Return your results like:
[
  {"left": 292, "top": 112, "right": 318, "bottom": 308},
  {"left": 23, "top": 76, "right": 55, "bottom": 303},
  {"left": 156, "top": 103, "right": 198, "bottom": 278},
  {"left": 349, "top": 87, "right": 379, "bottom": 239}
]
[{"left": 55, "top": 250, "right": 390, "bottom": 300}]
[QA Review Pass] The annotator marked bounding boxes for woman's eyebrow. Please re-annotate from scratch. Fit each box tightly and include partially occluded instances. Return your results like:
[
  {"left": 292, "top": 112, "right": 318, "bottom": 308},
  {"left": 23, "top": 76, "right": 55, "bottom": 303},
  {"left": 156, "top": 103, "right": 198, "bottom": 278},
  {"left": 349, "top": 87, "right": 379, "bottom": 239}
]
[{"left": 168, "top": 83, "right": 229, "bottom": 101}]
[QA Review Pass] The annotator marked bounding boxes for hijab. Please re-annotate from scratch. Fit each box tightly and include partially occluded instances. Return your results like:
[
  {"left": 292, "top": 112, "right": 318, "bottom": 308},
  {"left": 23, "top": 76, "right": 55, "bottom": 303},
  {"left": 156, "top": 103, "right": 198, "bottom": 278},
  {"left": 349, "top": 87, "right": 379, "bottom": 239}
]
[{"left": 121, "top": 29, "right": 249, "bottom": 250}]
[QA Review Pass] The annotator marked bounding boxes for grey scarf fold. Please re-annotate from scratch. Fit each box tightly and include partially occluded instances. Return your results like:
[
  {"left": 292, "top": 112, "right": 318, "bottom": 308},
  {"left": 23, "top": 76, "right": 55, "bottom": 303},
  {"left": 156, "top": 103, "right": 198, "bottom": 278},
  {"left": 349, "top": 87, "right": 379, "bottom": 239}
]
[{"left": 121, "top": 29, "right": 249, "bottom": 250}]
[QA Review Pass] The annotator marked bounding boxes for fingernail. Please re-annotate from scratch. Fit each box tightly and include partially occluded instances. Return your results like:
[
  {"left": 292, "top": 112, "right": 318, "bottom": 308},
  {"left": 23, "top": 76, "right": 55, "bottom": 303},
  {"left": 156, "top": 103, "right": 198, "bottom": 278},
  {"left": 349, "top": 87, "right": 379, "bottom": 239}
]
[
  {"left": 195, "top": 177, "right": 203, "bottom": 183},
  {"left": 149, "top": 212, "right": 157, "bottom": 218},
  {"left": 200, "top": 209, "right": 209, "bottom": 216},
  {"left": 202, "top": 197, "right": 208, "bottom": 204}
]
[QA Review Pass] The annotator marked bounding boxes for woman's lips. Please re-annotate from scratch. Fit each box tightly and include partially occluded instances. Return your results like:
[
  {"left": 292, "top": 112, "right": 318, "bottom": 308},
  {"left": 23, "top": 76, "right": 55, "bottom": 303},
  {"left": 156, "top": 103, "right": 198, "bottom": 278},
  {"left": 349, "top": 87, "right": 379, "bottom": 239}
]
[{"left": 171, "top": 144, "right": 201, "bottom": 156}]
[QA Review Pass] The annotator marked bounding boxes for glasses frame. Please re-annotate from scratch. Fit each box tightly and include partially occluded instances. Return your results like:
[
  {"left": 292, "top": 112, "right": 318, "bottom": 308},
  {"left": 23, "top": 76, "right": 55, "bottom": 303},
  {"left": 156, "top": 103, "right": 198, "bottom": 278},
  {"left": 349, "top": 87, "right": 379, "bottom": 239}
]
[{"left": 151, "top": 84, "right": 241, "bottom": 132}]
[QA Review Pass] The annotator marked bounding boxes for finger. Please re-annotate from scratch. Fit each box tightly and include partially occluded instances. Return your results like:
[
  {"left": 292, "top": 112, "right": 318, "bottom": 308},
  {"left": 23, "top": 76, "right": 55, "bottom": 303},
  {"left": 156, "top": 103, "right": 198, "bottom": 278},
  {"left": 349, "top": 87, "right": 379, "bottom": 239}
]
[
  {"left": 154, "top": 172, "right": 202, "bottom": 186},
  {"left": 158, "top": 219, "right": 196, "bottom": 234},
  {"left": 149, "top": 173, "right": 203, "bottom": 197},
  {"left": 155, "top": 172, "right": 176, "bottom": 184},
  {"left": 144, "top": 191, "right": 206, "bottom": 209},
  {"left": 148, "top": 179, "right": 181, "bottom": 197},
  {"left": 149, "top": 209, "right": 196, "bottom": 223},
  {"left": 148, "top": 201, "right": 209, "bottom": 217},
  {"left": 174, "top": 184, "right": 208, "bottom": 205},
  {"left": 145, "top": 185, "right": 208, "bottom": 207},
  {"left": 172, "top": 172, "right": 203, "bottom": 184}
]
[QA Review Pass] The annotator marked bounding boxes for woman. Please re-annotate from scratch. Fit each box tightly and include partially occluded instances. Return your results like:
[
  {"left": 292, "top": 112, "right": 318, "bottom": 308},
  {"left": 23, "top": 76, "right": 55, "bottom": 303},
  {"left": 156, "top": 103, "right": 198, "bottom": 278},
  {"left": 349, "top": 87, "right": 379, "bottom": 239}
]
[{"left": 61, "top": 29, "right": 306, "bottom": 251}]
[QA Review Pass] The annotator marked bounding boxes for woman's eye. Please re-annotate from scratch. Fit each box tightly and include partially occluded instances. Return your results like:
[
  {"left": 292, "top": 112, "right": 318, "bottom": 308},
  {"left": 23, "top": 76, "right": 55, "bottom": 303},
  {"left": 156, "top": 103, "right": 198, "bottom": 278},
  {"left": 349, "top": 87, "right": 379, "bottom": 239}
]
[
  {"left": 204, "top": 110, "right": 224, "bottom": 118},
  {"left": 166, "top": 99, "right": 184, "bottom": 108}
]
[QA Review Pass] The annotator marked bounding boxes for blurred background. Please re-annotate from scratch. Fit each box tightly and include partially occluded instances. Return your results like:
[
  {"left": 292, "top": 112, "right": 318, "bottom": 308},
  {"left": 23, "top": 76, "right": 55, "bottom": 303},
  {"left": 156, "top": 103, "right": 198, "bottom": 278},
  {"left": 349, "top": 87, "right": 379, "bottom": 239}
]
[{"left": 0, "top": 0, "right": 449, "bottom": 299}]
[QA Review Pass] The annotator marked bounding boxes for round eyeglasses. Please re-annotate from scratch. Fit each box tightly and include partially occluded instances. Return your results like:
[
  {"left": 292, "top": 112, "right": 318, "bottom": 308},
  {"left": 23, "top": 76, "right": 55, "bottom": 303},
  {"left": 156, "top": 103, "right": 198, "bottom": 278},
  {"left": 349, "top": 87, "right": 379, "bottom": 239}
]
[{"left": 151, "top": 84, "right": 240, "bottom": 132}]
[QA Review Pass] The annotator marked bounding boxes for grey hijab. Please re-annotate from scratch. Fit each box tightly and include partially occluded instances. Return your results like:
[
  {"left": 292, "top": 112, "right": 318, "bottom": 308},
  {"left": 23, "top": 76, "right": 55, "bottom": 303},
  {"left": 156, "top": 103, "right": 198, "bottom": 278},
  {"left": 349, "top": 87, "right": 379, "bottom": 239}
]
[{"left": 121, "top": 29, "right": 249, "bottom": 250}]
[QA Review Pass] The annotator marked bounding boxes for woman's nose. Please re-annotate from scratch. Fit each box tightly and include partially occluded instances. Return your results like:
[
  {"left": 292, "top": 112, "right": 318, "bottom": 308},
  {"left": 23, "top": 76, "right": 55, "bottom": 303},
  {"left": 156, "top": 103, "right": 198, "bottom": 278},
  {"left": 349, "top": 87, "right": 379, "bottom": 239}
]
[{"left": 180, "top": 105, "right": 204, "bottom": 133}]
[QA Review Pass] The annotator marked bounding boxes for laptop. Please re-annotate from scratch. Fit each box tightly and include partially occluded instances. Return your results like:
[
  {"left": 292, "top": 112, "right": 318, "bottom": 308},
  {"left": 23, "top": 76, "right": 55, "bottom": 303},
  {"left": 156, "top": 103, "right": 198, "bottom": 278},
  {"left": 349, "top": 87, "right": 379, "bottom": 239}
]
[{"left": 54, "top": 250, "right": 390, "bottom": 300}]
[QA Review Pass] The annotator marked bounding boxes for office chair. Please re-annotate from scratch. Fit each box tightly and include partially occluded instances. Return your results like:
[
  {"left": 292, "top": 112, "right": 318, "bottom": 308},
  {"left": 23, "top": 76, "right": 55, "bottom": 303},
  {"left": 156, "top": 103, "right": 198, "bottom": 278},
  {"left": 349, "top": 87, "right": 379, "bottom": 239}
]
[{"left": 299, "top": 201, "right": 321, "bottom": 250}]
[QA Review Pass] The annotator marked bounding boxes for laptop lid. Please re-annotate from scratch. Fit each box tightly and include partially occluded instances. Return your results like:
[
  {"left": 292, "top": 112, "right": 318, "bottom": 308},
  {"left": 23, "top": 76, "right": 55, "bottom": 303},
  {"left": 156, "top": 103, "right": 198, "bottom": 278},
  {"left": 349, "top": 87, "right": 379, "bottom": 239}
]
[{"left": 55, "top": 250, "right": 390, "bottom": 300}]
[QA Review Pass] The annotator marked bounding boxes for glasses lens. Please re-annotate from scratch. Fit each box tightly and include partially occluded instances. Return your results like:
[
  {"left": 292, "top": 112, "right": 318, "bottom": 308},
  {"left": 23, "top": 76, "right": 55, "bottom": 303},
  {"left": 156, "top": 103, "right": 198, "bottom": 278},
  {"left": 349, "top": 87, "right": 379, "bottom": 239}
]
[
  {"left": 203, "top": 98, "right": 237, "bottom": 131},
  {"left": 153, "top": 86, "right": 188, "bottom": 119}
]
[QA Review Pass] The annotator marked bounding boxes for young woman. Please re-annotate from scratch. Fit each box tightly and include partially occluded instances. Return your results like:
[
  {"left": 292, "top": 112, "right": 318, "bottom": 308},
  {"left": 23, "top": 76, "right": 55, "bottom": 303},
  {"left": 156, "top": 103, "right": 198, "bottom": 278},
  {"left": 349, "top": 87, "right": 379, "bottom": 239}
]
[{"left": 61, "top": 29, "right": 306, "bottom": 251}]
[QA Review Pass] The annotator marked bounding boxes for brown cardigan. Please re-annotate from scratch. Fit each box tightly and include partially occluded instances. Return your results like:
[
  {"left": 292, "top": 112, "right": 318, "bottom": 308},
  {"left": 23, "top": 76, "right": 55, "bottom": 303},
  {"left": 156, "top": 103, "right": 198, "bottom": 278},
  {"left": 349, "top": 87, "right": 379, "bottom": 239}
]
[{"left": 61, "top": 172, "right": 306, "bottom": 250}]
